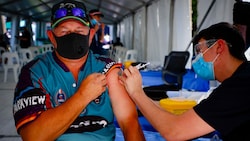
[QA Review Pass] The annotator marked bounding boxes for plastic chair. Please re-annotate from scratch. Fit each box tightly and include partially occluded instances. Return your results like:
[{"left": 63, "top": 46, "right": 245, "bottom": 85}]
[
  {"left": 45, "top": 44, "right": 54, "bottom": 52},
  {"left": 114, "top": 46, "right": 127, "bottom": 62},
  {"left": 0, "top": 46, "right": 6, "bottom": 59},
  {"left": 124, "top": 49, "right": 138, "bottom": 62},
  {"left": 40, "top": 44, "right": 54, "bottom": 54},
  {"left": 28, "top": 46, "right": 40, "bottom": 57},
  {"left": 0, "top": 46, "right": 5, "bottom": 54},
  {"left": 2, "top": 52, "right": 20, "bottom": 82},
  {"left": 18, "top": 48, "right": 33, "bottom": 66},
  {"left": 0, "top": 47, "right": 6, "bottom": 68}
]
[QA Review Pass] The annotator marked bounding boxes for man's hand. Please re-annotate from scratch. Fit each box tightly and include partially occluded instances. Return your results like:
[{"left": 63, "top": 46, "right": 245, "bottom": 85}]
[
  {"left": 77, "top": 73, "right": 107, "bottom": 102},
  {"left": 94, "top": 24, "right": 100, "bottom": 31}
]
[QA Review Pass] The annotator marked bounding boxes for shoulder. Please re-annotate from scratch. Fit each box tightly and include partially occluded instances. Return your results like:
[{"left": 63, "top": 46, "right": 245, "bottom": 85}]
[
  {"left": 90, "top": 51, "right": 115, "bottom": 67},
  {"left": 20, "top": 52, "right": 54, "bottom": 75},
  {"left": 231, "top": 61, "right": 250, "bottom": 78}
]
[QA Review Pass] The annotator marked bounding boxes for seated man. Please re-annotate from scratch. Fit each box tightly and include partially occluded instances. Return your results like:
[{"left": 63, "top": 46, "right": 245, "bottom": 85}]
[{"left": 13, "top": 0, "right": 145, "bottom": 140}]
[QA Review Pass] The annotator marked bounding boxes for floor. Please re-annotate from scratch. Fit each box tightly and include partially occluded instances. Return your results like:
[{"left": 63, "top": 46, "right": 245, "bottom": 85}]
[{"left": 0, "top": 68, "right": 22, "bottom": 141}]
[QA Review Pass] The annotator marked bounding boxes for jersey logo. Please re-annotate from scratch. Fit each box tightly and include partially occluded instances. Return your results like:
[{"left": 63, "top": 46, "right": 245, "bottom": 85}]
[
  {"left": 102, "top": 62, "right": 122, "bottom": 75},
  {"left": 55, "top": 89, "right": 67, "bottom": 105},
  {"left": 65, "top": 116, "right": 109, "bottom": 133}
]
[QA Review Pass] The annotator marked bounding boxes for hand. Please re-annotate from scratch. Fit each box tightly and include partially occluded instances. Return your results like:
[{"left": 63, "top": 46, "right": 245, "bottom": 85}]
[
  {"left": 77, "top": 73, "right": 107, "bottom": 102},
  {"left": 119, "top": 66, "right": 143, "bottom": 97},
  {"left": 94, "top": 24, "right": 99, "bottom": 31},
  {"left": 100, "top": 23, "right": 105, "bottom": 30}
]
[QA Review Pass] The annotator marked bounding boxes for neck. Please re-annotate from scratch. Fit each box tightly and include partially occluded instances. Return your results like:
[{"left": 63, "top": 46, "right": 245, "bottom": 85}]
[
  {"left": 216, "top": 57, "right": 243, "bottom": 82},
  {"left": 56, "top": 52, "right": 88, "bottom": 81}
]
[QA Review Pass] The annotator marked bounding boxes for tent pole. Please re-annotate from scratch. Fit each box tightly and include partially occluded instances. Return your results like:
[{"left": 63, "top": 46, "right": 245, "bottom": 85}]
[{"left": 185, "top": 0, "right": 216, "bottom": 51}]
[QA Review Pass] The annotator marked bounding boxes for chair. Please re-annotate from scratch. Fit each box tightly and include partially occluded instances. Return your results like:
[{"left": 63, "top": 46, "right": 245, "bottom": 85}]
[
  {"left": 162, "top": 51, "right": 190, "bottom": 89},
  {"left": 2, "top": 52, "right": 20, "bottom": 82},
  {"left": 124, "top": 49, "right": 138, "bottom": 62},
  {"left": 0, "top": 46, "right": 5, "bottom": 54},
  {"left": 40, "top": 44, "right": 54, "bottom": 54},
  {"left": 114, "top": 46, "right": 127, "bottom": 62},
  {"left": 0, "top": 46, "right": 6, "bottom": 60},
  {"left": 28, "top": 46, "right": 40, "bottom": 57},
  {"left": 18, "top": 48, "right": 33, "bottom": 66},
  {"left": 0, "top": 47, "right": 6, "bottom": 68},
  {"left": 45, "top": 44, "right": 54, "bottom": 52},
  {"left": 143, "top": 51, "right": 190, "bottom": 100}
]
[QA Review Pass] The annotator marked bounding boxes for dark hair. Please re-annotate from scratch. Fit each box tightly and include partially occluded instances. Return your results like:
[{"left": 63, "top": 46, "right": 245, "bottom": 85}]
[
  {"left": 89, "top": 9, "right": 104, "bottom": 17},
  {"left": 193, "top": 22, "right": 247, "bottom": 61}
]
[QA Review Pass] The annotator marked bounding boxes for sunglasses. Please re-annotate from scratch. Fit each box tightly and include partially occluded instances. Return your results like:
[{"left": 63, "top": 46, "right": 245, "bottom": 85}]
[{"left": 54, "top": 7, "right": 87, "bottom": 19}]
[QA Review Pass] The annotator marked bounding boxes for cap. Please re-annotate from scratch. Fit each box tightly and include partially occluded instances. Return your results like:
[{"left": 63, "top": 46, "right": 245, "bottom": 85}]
[
  {"left": 89, "top": 9, "right": 104, "bottom": 17},
  {"left": 51, "top": 0, "right": 90, "bottom": 28}
]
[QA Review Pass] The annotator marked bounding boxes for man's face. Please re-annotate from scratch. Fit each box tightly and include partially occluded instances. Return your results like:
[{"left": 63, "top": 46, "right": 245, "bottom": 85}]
[{"left": 92, "top": 15, "right": 102, "bottom": 22}]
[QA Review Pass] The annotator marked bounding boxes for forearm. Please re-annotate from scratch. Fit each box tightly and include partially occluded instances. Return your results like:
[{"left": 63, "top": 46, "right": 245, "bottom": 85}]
[
  {"left": 130, "top": 90, "right": 177, "bottom": 137},
  {"left": 100, "top": 31, "right": 105, "bottom": 43},
  {"left": 20, "top": 91, "right": 91, "bottom": 141},
  {"left": 99, "top": 24, "right": 105, "bottom": 43},
  {"left": 120, "top": 117, "right": 145, "bottom": 141},
  {"left": 114, "top": 102, "right": 145, "bottom": 141}
]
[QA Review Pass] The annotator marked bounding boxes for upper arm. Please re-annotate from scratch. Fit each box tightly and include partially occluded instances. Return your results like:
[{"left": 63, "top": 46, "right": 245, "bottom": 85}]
[{"left": 106, "top": 68, "right": 138, "bottom": 123}]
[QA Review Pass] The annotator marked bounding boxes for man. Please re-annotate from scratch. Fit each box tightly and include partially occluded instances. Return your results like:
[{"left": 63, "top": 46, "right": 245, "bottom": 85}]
[
  {"left": 13, "top": 0, "right": 145, "bottom": 140},
  {"left": 120, "top": 22, "right": 250, "bottom": 141},
  {"left": 89, "top": 9, "right": 107, "bottom": 55},
  {"left": 17, "top": 27, "right": 31, "bottom": 48},
  {"left": 113, "top": 37, "right": 124, "bottom": 47}
]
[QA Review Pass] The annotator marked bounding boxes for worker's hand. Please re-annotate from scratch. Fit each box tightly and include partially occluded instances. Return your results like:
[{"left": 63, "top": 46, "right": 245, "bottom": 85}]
[
  {"left": 94, "top": 24, "right": 99, "bottom": 31},
  {"left": 100, "top": 23, "right": 105, "bottom": 30},
  {"left": 119, "top": 66, "right": 143, "bottom": 97},
  {"left": 77, "top": 73, "right": 107, "bottom": 102}
]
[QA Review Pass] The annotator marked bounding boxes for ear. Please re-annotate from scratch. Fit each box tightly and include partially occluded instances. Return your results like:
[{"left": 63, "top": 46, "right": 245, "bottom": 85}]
[
  {"left": 216, "top": 39, "right": 226, "bottom": 54},
  {"left": 47, "top": 30, "right": 57, "bottom": 48},
  {"left": 89, "top": 29, "right": 96, "bottom": 46}
]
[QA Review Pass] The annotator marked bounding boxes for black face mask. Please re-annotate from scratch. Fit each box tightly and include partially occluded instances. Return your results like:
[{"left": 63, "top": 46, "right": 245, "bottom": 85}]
[{"left": 53, "top": 33, "right": 89, "bottom": 59}]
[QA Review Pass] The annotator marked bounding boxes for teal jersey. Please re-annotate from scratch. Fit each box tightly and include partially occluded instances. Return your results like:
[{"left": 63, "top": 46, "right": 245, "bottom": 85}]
[{"left": 14, "top": 51, "right": 117, "bottom": 140}]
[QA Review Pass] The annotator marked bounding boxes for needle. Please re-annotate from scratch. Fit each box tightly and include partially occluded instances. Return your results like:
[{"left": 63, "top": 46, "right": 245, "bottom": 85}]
[
  {"left": 118, "top": 62, "right": 150, "bottom": 76},
  {"left": 135, "top": 62, "right": 150, "bottom": 70}
]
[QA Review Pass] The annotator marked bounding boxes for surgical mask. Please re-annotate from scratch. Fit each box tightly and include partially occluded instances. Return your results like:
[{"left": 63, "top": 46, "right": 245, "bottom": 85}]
[
  {"left": 192, "top": 46, "right": 219, "bottom": 80},
  {"left": 53, "top": 33, "right": 89, "bottom": 59},
  {"left": 90, "top": 19, "right": 100, "bottom": 26}
]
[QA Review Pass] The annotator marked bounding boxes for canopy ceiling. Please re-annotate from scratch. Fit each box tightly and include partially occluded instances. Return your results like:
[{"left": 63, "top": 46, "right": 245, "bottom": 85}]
[{"left": 0, "top": 0, "right": 156, "bottom": 24}]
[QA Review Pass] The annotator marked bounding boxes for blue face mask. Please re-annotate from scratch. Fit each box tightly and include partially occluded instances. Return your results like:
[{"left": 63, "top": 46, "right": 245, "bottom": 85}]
[
  {"left": 90, "top": 19, "right": 99, "bottom": 26},
  {"left": 192, "top": 49, "right": 219, "bottom": 80}
]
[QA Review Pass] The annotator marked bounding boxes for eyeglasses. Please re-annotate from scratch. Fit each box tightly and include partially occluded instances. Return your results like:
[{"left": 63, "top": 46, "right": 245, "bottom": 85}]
[
  {"left": 54, "top": 8, "right": 87, "bottom": 19},
  {"left": 194, "top": 39, "right": 217, "bottom": 56}
]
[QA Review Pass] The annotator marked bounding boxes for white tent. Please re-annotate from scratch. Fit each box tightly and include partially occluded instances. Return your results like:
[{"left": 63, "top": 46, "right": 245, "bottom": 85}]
[{"left": 117, "top": 0, "right": 235, "bottom": 68}]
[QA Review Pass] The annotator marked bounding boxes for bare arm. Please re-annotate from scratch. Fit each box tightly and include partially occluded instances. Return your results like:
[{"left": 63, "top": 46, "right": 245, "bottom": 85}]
[
  {"left": 120, "top": 66, "right": 215, "bottom": 141},
  {"left": 99, "top": 23, "right": 105, "bottom": 43},
  {"left": 19, "top": 73, "right": 106, "bottom": 141},
  {"left": 106, "top": 68, "right": 145, "bottom": 141}
]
